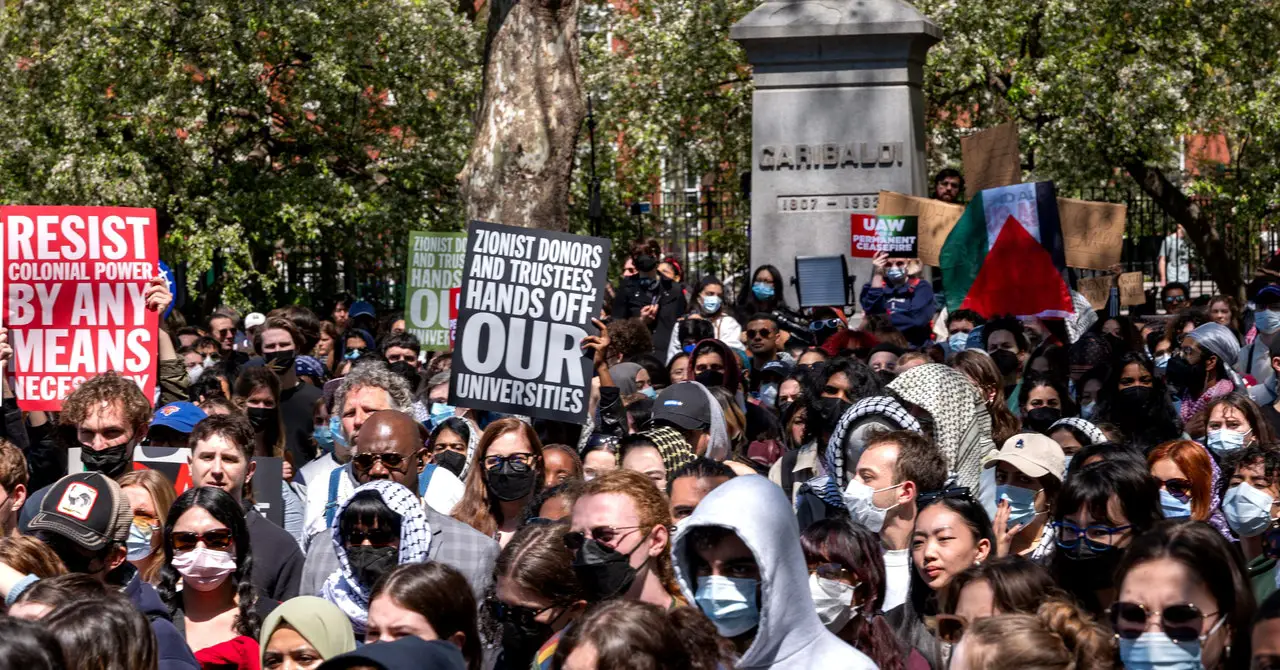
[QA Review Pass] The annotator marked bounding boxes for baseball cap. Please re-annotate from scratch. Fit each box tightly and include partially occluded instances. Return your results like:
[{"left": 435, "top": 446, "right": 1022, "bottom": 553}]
[
  {"left": 760, "top": 360, "right": 793, "bottom": 380},
  {"left": 28, "top": 472, "right": 132, "bottom": 552},
  {"left": 244, "top": 312, "right": 266, "bottom": 329},
  {"left": 986, "top": 433, "right": 1066, "bottom": 483},
  {"left": 151, "top": 401, "right": 208, "bottom": 434},
  {"left": 349, "top": 301, "right": 376, "bottom": 319},
  {"left": 652, "top": 383, "right": 712, "bottom": 432},
  {"left": 1257, "top": 284, "right": 1280, "bottom": 306}
]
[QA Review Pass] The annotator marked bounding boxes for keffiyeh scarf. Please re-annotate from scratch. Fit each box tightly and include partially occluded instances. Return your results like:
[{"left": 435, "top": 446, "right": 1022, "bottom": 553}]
[{"left": 888, "top": 364, "right": 994, "bottom": 494}]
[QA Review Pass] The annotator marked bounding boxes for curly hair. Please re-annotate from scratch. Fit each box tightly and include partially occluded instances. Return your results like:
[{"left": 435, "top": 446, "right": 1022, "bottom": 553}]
[
  {"left": 334, "top": 361, "right": 412, "bottom": 419},
  {"left": 576, "top": 469, "right": 683, "bottom": 601},
  {"left": 608, "top": 318, "right": 655, "bottom": 362},
  {"left": 59, "top": 371, "right": 152, "bottom": 439}
]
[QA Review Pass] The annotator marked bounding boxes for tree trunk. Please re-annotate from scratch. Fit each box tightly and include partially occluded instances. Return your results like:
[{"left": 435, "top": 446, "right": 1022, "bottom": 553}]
[
  {"left": 459, "top": 0, "right": 584, "bottom": 232},
  {"left": 1125, "top": 162, "right": 1245, "bottom": 302}
]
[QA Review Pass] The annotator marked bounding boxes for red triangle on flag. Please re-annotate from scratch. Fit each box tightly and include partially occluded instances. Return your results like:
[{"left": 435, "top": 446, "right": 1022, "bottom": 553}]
[{"left": 960, "top": 216, "right": 1072, "bottom": 318}]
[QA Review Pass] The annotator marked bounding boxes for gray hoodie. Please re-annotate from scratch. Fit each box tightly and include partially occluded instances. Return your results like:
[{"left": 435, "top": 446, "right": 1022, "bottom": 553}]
[{"left": 673, "top": 475, "right": 877, "bottom": 670}]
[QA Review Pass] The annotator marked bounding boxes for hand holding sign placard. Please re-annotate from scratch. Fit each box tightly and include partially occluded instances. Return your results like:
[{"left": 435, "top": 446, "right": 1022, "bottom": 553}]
[
  {"left": 449, "top": 221, "right": 611, "bottom": 424},
  {"left": 2, "top": 206, "right": 160, "bottom": 410}
]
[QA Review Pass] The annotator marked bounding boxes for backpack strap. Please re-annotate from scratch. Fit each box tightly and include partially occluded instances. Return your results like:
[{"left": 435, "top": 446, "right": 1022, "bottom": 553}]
[
  {"left": 417, "top": 463, "right": 438, "bottom": 499},
  {"left": 323, "top": 466, "right": 344, "bottom": 528}
]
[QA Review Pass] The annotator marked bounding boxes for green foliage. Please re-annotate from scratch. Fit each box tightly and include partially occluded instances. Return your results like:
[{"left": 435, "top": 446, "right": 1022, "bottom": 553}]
[{"left": 0, "top": 0, "right": 482, "bottom": 310}]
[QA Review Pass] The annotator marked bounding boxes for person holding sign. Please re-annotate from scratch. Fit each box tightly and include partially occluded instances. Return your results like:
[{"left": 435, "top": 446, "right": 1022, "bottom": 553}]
[{"left": 859, "top": 252, "right": 936, "bottom": 347}]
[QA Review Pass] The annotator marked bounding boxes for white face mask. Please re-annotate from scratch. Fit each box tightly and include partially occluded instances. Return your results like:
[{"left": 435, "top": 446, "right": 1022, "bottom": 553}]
[
  {"left": 808, "top": 572, "right": 858, "bottom": 632},
  {"left": 172, "top": 547, "right": 237, "bottom": 591},
  {"left": 842, "top": 480, "right": 902, "bottom": 533}
]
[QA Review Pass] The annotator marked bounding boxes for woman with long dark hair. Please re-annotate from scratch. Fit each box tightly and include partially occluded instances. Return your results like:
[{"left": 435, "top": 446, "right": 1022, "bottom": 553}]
[
  {"left": 233, "top": 366, "right": 307, "bottom": 541},
  {"left": 158, "top": 486, "right": 269, "bottom": 662},
  {"left": 1017, "top": 372, "right": 1077, "bottom": 434},
  {"left": 665, "top": 275, "right": 744, "bottom": 361},
  {"left": 367, "top": 563, "right": 482, "bottom": 670},
  {"left": 951, "top": 350, "right": 1022, "bottom": 446},
  {"left": 452, "top": 418, "right": 545, "bottom": 547},
  {"left": 1090, "top": 351, "right": 1182, "bottom": 451},
  {"left": 735, "top": 264, "right": 788, "bottom": 321}
]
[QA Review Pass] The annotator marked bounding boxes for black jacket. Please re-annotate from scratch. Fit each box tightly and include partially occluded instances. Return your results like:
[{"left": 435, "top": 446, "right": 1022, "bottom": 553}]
[{"left": 612, "top": 275, "right": 686, "bottom": 359}]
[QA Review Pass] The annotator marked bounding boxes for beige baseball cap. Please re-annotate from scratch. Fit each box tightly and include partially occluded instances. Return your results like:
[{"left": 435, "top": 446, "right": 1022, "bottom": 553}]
[{"left": 985, "top": 433, "right": 1066, "bottom": 482}]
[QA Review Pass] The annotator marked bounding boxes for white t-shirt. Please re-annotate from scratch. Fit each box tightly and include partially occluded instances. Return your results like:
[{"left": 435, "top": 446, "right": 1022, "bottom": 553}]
[
  {"left": 301, "top": 459, "right": 464, "bottom": 548},
  {"left": 882, "top": 547, "right": 911, "bottom": 612},
  {"left": 1159, "top": 233, "right": 1191, "bottom": 283}
]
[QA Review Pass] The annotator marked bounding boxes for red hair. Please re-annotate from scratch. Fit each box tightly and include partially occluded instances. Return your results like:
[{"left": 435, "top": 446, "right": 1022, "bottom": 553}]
[{"left": 1147, "top": 440, "right": 1215, "bottom": 521}]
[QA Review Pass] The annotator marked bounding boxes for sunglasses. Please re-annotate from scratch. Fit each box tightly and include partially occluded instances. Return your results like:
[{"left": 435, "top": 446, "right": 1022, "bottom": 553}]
[
  {"left": 352, "top": 452, "right": 411, "bottom": 472},
  {"left": 171, "top": 528, "right": 234, "bottom": 552},
  {"left": 1109, "top": 601, "right": 1221, "bottom": 642},
  {"left": 344, "top": 528, "right": 399, "bottom": 548},
  {"left": 1163, "top": 295, "right": 1188, "bottom": 304},
  {"left": 1161, "top": 478, "right": 1194, "bottom": 501},
  {"left": 933, "top": 613, "right": 967, "bottom": 644},
  {"left": 745, "top": 328, "right": 775, "bottom": 339},
  {"left": 809, "top": 319, "right": 844, "bottom": 331},
  {"left": 563, "top": 525, "right": 644, "bottom": 552},
  {"left": 917, "top": 486, "right": 973, "bottom": 506},
  {"left": 492, "top": 600, "right": 562, "bottom": 629}
]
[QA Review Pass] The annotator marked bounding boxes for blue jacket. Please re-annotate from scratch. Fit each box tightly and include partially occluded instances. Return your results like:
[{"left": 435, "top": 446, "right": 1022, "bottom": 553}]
[{"left": 859, "top": 278, "right": 937, "bottom": 345}]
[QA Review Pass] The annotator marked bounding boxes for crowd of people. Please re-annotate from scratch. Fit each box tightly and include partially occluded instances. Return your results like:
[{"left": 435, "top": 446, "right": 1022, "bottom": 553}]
[{"left": 4, "top": 227, "right": 1280, "bottom": 669}]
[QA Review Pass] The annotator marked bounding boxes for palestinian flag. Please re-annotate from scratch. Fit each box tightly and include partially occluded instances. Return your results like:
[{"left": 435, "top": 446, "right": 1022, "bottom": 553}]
[{"left": 940, "top": 182, "right": 1072, "bottom": 317}]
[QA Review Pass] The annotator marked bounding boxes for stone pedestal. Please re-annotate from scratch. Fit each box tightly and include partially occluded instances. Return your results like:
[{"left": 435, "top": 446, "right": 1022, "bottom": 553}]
[{"left": 732, "top": 0, "right": 940, "bottom": 308}]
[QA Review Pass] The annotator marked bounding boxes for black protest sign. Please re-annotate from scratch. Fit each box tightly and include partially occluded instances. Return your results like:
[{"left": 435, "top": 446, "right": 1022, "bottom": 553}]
[
  {"left": 131, "top": 447, "right": 285, "bottom": 526},
  {"left": 449, "top": 221, "right": 610, "bottom": 424}
]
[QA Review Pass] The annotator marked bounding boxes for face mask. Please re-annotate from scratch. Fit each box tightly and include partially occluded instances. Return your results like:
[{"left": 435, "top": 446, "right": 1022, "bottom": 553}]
[
  {"left": 1257, "top": 309, "right": 1280, "bottom": 335},
  {"left": 695, "top": 575, "right": 760, "bottom": 638},
  {"left": 485, "top": 461, "right": 537, "bottom": 501},
  {"left": 313, "top": 424, "right": 336, "bottom": 454},
  {"left": 247, "top": 406, "right": 279, "bottom": 433},
  {"left": 203, "top": 354, "right": 218, "bottom": 368},
  {"left": 752, "top": 283, "right": 775, "bottom": 300},
  {"left": 1118, "top": 385, "right": 1153, "bottom": 411},
  {"left": 990, "top": 349, "right": 1021, "bottom": 377},
  {"left": 1165, "top": 355, "right": 1205, "bottom": 394},
  {"left": 1154, "top": 353, "right": 1171, "bottom": 372},
  {"left": 172, "top": 547, "right": 237, "bottom": 591},
  {"left": 885, "top": 268, "right": 906, "bottom": 283},
  {"left": 572, "top": 536, "right": 646, "bottom": 602},
  {"left": 345, "top": 349, "right": 364, "bottom": 361},
  {"left": 808, "top": 572, "right": 857, "bottom": 633},
  {"left": 1223, "top": 482, "right": 1276, "bottom": 537},
  {"left": 640, "top": 386, "right": 658, "bottom": 400},
  {"left": 264, "top": 349, "right": 297, "bottom": 375},
  {"left": 500, "top": 616, "right": 554, "bottom": 669},
  {"left": 1160, "top": 489, "right": 1193, "bottom": 519},
  {"left": 700, "top": 295, "right": 722, "bottom": 315},
  {"left": 695, "top": 369, "right": 726, "bottom": 389},
  {"left": 997, "top": 484, "right": 1043, "bottom": 529},
  {"left": 1118, "top": 631, "right": 1209, "bottom": 670},
  {"left": 187, "top": 364, "right": 204, "bottom": 385},
  {"left": 948, "top": 332, "right": 969, "bottom": 353},
  {"left": 127, "top": 522, "right": 156, "bottom": 561},
  {"left": 81, "top": 442, "right": 133, "bottom": 479},
  {"left": 1206, "top": 428, "right": 1250, "bottom": 455},
  {"left": 1080, "top": 401, "right": 1096, "bottom": 419},
  {"left": 842, "top": 480, "right": 901, "bottom": 533},
  {"left": 1057, "top": 543, "right": 1124, "bottom": 592},
  {"left": 634, "top": 254, "right": 657, "bottom": 273},
  {"left": 1023, "top": 407, "right": 1063, "bottom": 434},
  {"left": 345, "top": 545, "right": 398, "bottom": 591},
  {"left": 758, "top": 382, "right": 778, "bottom": 408},
  {"left": 429, "top": 403, "right": 456, "bottom": 428},
  {"left": 433, "top": 450, "right": 467, "bottom": 478},
  {"left": 1062, "top": 455, "right": 1074, "bottom": 476},
  {"left": 329, "top": 414, "right": 348, "bottom": 452}
]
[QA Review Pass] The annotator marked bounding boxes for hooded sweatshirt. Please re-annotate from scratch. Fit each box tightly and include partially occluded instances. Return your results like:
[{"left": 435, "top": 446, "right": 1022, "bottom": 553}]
[{"left": 672, "top": 475, "right": 876, "bottom": 669}]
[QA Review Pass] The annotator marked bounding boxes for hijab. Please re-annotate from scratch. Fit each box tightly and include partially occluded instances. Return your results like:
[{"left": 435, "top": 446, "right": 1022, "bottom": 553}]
[
  {"left": 610, "top": 362, "right": 644, "bottom": 396},
  {"left": 259, "top": 596, "right": 357, "bottom": 666}
]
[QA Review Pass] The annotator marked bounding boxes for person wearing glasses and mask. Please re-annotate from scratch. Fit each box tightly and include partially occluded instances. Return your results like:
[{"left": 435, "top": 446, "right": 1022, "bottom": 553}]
[
  {"left": 1169, "top": 322, "right": 1245, "bottom": 425},
  {"left": 493, "top": 523, "right": 588, "bottom": 670},
  {"left": 452, "top": 418, "right": 544, "bottom": 548},
  {"left": 158, "top": 487, "right": 274, "bottom": 664},
  {"left": 860, "top": 251, "right": 936, "bottom": 347},
  {"left": 1112, "top": 520, "right": 1254, "bottom": 670}
]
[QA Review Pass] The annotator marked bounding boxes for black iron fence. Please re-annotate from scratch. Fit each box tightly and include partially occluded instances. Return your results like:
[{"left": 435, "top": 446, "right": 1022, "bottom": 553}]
[{"left": 627, "top": 187, "right": 752, "bottom": 301}]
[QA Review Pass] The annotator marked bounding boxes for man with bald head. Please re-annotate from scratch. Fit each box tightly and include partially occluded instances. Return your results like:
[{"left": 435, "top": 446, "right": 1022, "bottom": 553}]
[{"left": 298, "top": 409, "right": 498, "bottom": 599}]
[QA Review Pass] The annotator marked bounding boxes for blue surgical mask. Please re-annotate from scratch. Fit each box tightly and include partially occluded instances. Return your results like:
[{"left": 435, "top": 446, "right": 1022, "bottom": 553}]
[
  {"left": 1160, "top": 489, "right": 1192, "bottom": 519},
  {"left": 948, "top": 332, "right": 969, "bottom": 353},
  {"left": 126, "top": 521, "right": 156, "bottom": 561},
  {"left": 313, "top": 423, "right": 335, "bottom": 454},
  {"left": 430, "top": 402, "right": 457, "bottom": 427},
  {"left": 758, "top": 382, "right": 778, "bottom": 408},
  {"left": 1206, "top": 428, "right": 1250, "bottom": 455},
  {"left": 695, "top": 575, "right": 760, "bottom": 638},
  {"left": 700, "top": 295, "right": 722, "bottom": 315},
  {"left": 885, "top": 268, "right": 906, "bottom": 283},
  {"left": 1223, "top": 482, "right": 1276, "bottom": 537},
  {"left": 1257, "top": 309, "right": 1280, "bottom": 335},
  {"left": 1080, "top": 401, "right": 1096, "bottom": 419},
  {"left": 1118, "top": 629, "right": 1214, "bottom": 670},
  {"left": 997, "top": 483, "right": 1043, "bottom": 530},
  {"left": 752, "top": 283, "right": 775, "bottom": 300},
  {"left": 640, "top": 387, "right": 658, "bottom": 399},
  {"left": 344, "top": 349, "right": 363, "bottom": 360},
  {"left": 1154, "top": 353, "right": 1171, "bottom": 372},
  {"left": 329, "top": 414, "right": 348, "bottom": 451}
]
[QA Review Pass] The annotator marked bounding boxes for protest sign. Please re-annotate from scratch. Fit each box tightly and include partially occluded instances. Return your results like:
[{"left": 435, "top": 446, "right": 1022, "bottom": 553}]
[
  {"left": 1058, "top": 198, "right": 1126, "bottom": 270},
  {"left": 449, "top": 221, "right": 610, "bottom": 424},
  {"left": 130, "top": 447, "right": 285, "bottom": 526},
  {"left": 2, "top": 206, "right": 159, "bottom": 410},
  {"left": 961, "top": 122, "right": 1022, "bottom": 198},
  {"left": 850, "top": 214, "right": 919, "bottom": 258},
  {"left": 404, "top": 231, "right": 467, "bottom": 351},
  {"left": 1118, "top": 272, "right": 1146, "bottom": 306},
  {"left": 1078, "top": 276, "right": 1112, "bottom": 311},
  {"left": 875, "top": 191, "right": 964, "bottom": 266}
]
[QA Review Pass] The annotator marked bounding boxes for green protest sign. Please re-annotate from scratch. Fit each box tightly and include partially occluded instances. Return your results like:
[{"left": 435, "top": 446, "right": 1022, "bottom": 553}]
[{"left": 404, "top": 231, "right": 467, "bottom": 351}]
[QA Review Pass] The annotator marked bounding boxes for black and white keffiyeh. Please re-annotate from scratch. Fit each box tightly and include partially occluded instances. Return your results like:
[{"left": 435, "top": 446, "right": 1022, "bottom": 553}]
[
  {"left": 887, "top": 364, "right": 994, "bottom": 494},
  {"left": 1048, "top": 417, "right": 1107, "bottom": 445},
  {"left": 823, "top": 396, "right": 922, "bottom": 490}
]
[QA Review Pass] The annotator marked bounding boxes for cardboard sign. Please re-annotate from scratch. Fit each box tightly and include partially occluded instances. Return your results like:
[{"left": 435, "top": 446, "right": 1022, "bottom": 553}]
[
  {"left": 1058, "top": 198, "right": 1126, "bottom": 270},
  {"left": 131, "top": 447, "right": 285, "bottom": 527},
  {"left": 961, "top": 122, "right": 1022, "bottom": 198},
  {"left": 875, "top": 191, "right": 965, "bottom": 266},
  {"left": 850, "top": 214, "right": 919, "bottom": 258},
  {"left": 449, "top": 221, "right": 611, "bottom": 424},
  {"left": 404, "top": 231, "right": 467, "bottom": 351},
  {"left": 1078, "top": 276, "right": 1112, "bottom": 311},
  {"left": 1118, "top": 272, "right": 1146, "bottom": 306},
  {"left": 3, "top": 206, "right": 159, "bottom": 410}
]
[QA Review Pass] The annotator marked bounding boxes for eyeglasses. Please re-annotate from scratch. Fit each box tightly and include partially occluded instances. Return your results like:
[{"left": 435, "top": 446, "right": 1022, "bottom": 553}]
[
  {"left": 1160, "top": 478, "right": 1194, "bottom": 502},
  {"left": 132, "top": 516, "right": 159, "bottom": 532},
  {"left": 808, "top": 562, "right": 861, "bottom": 587},
  {"left": 1163, "top": 295, "right": 1188, "bottom": 304},
  {"left": 1053, "top": 521, "right": 1132, "bottom": 552},
  {"left": 344, "top": 527, "right": 399, "bottom": 548},
  {"left": 352, "top": 452, "right": 410, "bottom": 472},
  {"left": 933, "top": 613, "right": 968, "bottom": 644},
  {"left": 484, "top": 453, "right": 535, "bottom": 470},
  {"left": 563, "top": 525, "right": 644, "bottom": 552},
  {"left": 745, "top": 328, "right": 775, "bottom": 339},
  {"left": 809, "top": 319, "right": 844, "bottom": 331},
  {"left": 171, "top": 528, "right": 234, "bottom": 552},
  {"left": 1110, "top": 601, "right": 1221, "bottom": 642}
]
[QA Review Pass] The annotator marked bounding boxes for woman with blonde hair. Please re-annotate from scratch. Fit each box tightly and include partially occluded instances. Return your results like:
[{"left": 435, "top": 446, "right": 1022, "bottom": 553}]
[
  {"left": 452, "top": 418, "right": 544, "bottom": 547},
  {"left": 949, "top": 599, "right": 1115, "bottom": 670},
  {"left": 118, "top": 469, "right": 177, "bottom": 584}
]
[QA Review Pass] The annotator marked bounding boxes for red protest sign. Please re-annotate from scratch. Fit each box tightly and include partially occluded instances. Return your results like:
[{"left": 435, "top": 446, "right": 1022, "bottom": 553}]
[
  {"left": 448, "top": 286, "right": 461, "bottom": 348},
  {"left": 3, "top": 206, "right": 160, "bottom": 410}
]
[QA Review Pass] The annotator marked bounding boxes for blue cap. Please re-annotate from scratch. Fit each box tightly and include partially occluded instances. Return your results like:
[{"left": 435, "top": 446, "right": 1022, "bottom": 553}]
[
  {"left": 1257, "top": 284, "right": 1280, "bottom": 305},
  {"left": 349, "top": 300, "right": 375, "bottom": 319},
  {"left": 150, "top": 402, "right": 207, "bottom": 434}
]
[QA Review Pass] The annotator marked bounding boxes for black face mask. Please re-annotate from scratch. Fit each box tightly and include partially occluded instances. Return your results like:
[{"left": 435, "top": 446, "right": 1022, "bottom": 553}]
[
  {"left": 1116, "top": 385, "right": 1153, "bottom": 412},
  {"left": 572, "top": 536, "right": 648, "bottom": 602},
  {"left": 346, "top": 545, "right": 398, "bottom": 591},
  {"left": 264, "top": 350, "right": 297, "bottom": 375},
  {"left": 695, "top": 369, "right": 726, "bottom": 389},
  {"left": 875, "top": 369, "right": 897, "bottom": 387},
  {"left": 485, "top": 461, "right": 537, "bottom": 502},
  {"left": 634, "top": 254, "right": 658, "bottom": 273},
  {"left": 1103, "top": 333, "right": 1127, "bottom": 354},
  {"left": 80, "top": 442, "right": 133, "bottom": 479},
  {"left": 990, "top": 349, "right": 1021, "bottom": 377},
  {"left": 1024, "top": 407, "right": 1063, "bottom": 434},
  {"left": 433, "top": 450, "right": 467, "bottom": 478},
  {"left": 1165, "top": 355, "right": 1206, "bottom": 394},
  {"left": 498, "top": 606, "right": 557, "bottom": 668},
  {"left": 247, "top": 407, "right": 279, "bottom": 434},
  {"left": 1058, "top": 545, "right": 1124, "bottom": 593}
]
